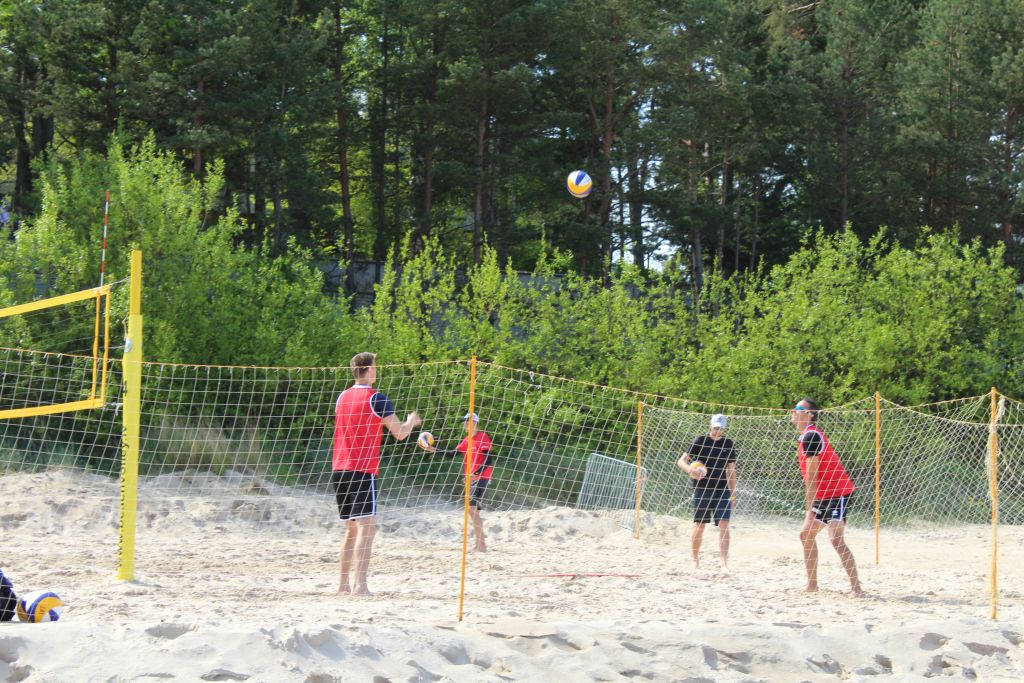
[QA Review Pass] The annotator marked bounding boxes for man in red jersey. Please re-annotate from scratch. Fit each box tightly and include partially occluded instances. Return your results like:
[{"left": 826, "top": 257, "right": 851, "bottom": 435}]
[
  {"left": 792, "top": 398, "right": 864, "bottom": 597},
  {"left": 424, "top": 412, "right": 494, "bottom": 552},
  {"left": 333, "top": 352, "right": 421, "bottom": 595}
]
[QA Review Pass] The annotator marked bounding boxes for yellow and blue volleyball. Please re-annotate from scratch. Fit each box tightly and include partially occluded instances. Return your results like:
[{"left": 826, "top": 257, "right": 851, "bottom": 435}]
[
  {"left": 417, "top": 431, "right": 435, "bottom": 450},
  {"left": 16, "top": 590, "right": 64, "bottom": 623},
  {"left": 566, "top": 170, "right": 593, "bottom": 198}
]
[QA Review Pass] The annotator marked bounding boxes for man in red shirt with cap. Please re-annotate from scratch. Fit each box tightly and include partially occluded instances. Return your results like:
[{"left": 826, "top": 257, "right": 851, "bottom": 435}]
[{"left": 792, "top": 398, "right": 864, "bottom": 597}]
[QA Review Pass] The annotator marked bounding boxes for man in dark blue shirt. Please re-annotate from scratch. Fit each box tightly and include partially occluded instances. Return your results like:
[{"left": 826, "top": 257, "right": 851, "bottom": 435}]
[{"left": 677, "top": 414, "right": 738, "bottom": 573}]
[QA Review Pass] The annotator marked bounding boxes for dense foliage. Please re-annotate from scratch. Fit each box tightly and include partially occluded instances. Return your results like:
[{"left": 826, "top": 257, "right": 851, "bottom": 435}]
[
  {"left": 2, "top": 0, "right": 1023, "bottom": 285},
  {"left": 1, "top": 141, "right": 1022, "bottom": 407}
]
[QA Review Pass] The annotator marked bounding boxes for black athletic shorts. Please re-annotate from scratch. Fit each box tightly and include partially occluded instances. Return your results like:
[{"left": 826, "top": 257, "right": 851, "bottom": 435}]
[
  {"left": 470, "top": 478, "right": 490, "bottom": 510},
  {"left": 693, "top": 487, "right": 732, "bottom": 525},
  {"left": 332, "top": 470, "right": 377, "bottom": 520},
  {"left": 811, "top": 494, "right": 852, "bottom": 524}
]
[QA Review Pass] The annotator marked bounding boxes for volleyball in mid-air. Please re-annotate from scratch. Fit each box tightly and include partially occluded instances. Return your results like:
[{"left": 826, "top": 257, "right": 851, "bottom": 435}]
[
  {"left": 16, "top": 590, "right": 64, "bottom": 623},
  {"left": 689, "top": 461, "right": 707, "bottom": 479},
  {"left": 566, "top": 170, "right": 592, "bottom": 198},
  {"left": 417, "top": 431, "right": 435, "bottom": 450}
]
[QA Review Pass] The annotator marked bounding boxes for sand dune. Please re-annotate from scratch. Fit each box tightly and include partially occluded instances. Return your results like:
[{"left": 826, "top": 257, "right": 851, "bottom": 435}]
[{"left": 1, "top": 470, "right": 1022, "bottom": 681}]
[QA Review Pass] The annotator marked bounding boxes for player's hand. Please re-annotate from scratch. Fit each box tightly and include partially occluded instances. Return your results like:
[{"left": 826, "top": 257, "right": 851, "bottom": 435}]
[
  {"left": 690, "top": 467, "right": 705, "bottom": 481},
  {"left": 407, "top": 411, "right": 422, "bottom": 428}
]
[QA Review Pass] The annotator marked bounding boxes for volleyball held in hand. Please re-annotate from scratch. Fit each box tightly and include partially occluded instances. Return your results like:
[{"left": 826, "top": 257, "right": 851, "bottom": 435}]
[
  {"left": 689, "top": 460, "right": 707, "bottom": 479},
  {"left": 16, "top": 590, "right": 64, "bottom": 623},
  {"left": 566, "top": 170, "right": 592, "bottom": 198},
  {"left": 417, "top": 431, "right": 435, "bottom": 450}
]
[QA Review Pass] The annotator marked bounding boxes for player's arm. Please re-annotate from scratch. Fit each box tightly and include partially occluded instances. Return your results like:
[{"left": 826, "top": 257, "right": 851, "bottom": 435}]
[
  {"left": 427, "top": 445, "right": 460, "bottom": 458},
  {"left": 677, "top": 438, "right": 702, "bottom": 475},
  {"left": 382, "top": 410, "right": 422, "bottom": 441},
  {"left": 800, "top": 431, "right": 823, "bottom": 513},
  {"left": 727, "top": 443, "right": 738, "bottom": 503},
  {"left": 804, "top": 456, "right": 819, "bottom": 513},
  {"left": 726, "top": 461, "right": 737, "bottom": 506}
]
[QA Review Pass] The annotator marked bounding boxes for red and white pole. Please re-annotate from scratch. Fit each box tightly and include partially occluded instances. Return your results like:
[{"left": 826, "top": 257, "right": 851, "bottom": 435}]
[{"left": 100, "top": 190, "right": 109, "bottom": 287}]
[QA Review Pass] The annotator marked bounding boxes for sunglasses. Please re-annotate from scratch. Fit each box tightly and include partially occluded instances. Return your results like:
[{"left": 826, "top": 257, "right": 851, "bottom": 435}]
[{"left": 792, "top": 405, "right": 807, "bottom": 412}]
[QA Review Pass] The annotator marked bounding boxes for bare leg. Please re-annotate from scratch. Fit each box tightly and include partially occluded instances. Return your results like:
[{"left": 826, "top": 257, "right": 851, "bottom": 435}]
[
  {"left": 827, "top": 521, "right": 864, "bottom": 597},
  {"left": 800, "top": 518, "right": 822, "bottom": 592},
  {"left": 470, "top": 506, "right": 487, "bottom": 552},
  {"left": 339, "top": 520, "right": 358, "bottom": 593},
  {"left": 691, "top": 522, "right": 706, "bottom": 569},
  {"left": 351, "top": 517, "right": 377, "bottom": 596},
  {"left": 718, "top": 520, "right": 730, "bottom": 572}
]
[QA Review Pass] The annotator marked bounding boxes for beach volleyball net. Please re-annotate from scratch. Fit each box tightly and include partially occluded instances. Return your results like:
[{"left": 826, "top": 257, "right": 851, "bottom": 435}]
[
  {"left": 0, "top": 283, "right": 122, "bottom": 474},
  {"left": 639, "top": 395, "right": 1014, "bottom": 527},
  {"left": 122, "top": 360, "right": 648, "bottom": 515},
  {"left": 1, "top": 298, "right": 1022, "bottom": 614},
  {"left": 2, "top": 352, "right": 1020, "bottom": 530},
  {"left": 0, "top": 284, "right": 115, "bottom": 421}
]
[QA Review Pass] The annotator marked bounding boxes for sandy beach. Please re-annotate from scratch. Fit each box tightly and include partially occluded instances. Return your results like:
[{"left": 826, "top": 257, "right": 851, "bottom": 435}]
[{"left": 1, "top": 469, "right": 1022, "bottom": 682}]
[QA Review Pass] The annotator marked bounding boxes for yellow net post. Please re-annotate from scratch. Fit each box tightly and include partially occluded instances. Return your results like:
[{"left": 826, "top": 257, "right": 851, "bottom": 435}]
[
  {"left": 989, "top": 387, "right": 999, "bottom": 620},
  {"left": 117, "top": 250, "right": 144, "bottom": 580},
  {"left": 635, "top": 401, "right": 644, "bottom": 540},
  {"left": 457, "top": 356, "right": 476, "bottom": 622},
  {"left": 875, "top": 391, "right": 881, "bottom": 564}
]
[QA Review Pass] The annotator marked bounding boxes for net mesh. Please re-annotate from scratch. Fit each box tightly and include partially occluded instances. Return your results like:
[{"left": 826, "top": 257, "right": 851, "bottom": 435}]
[
  {"left": 129, "top": 361, "right": 650, "bottom": 516},
  {"left": 0, "top": 336, "right": 1022, "bottom": 608},
  {"left": 0, "top": 285, "right": 115, "bottom": 417},
  {"left": 639, "top": 397, "right": 999, "bottom": 527}
]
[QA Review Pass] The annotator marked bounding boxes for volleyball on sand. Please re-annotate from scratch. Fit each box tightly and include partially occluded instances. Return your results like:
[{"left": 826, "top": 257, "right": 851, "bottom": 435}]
[
  {"left": 566, "top": 170, "right": 592, "bottom": 198},
  {"left": 17, "top": 590, "right": 64, "bottom": 623}
]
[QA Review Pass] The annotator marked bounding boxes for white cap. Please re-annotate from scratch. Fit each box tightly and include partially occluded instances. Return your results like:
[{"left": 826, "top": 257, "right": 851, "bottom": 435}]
[
  {"left": 710, "top": 414, "right": 727, "bottom": 429},
  {"left": 463, "top": 412, "right": 479, "bottom": 422}
]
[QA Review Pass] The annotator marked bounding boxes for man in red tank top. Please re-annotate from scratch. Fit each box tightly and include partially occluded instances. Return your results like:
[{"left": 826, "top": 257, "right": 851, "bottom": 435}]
[
  {"left": 792, "top": 398, "right": 864, "bottom": 597},
  {"left": 333, "top": 352, "right": 421, "bottom": 595}
]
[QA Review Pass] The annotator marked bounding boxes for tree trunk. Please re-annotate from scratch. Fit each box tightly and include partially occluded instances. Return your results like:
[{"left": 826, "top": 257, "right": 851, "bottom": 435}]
[
  {"left": 597, "top": 52, "right": 616, "bottom": 281},
  {"left": 690, "top": 149, "right": 703, "bottom": 301},
  {"left": 473, "top": 69, "right": 490, "bottom": 266},
  {"left": 332, "top": 5, "right": 354, "bottom": 261},
  {"left": 627, "top": 146, "right": 646, "bottom": 272},
  {"left": 749, "top": 175, "right": 761, "bottom": 271},
  {"left": 31, "top": 114, "right": 53, "bottom": 157},
  {"left": 103, "top": 39, "right": 119, "bottom": 150},
  {"left": 417, "top": 2, "right": 444, "bottom": 247},
  {"left": 13, "top": 104, "right": 32, "bottom": 212},
  {"left": 371, "top": 19, "right": 390, "bottom": 263},
  {"left": 392, "top": 85, "right": 403, "bottom": 252},
  {"left": 272, "top": 157, "right": 284, "bottom": 250},
  {"left": 718, "top": 137, "right": 730, "bottom": 274},
  {"left": 839, "top": 85, "right": 850, "bottom": 229},
  {"left": 1000, "top": 108, "right": 1016, "bottom": 247},
  {"left": 193, "top": 73, "right": 204, "bottom": 177}
]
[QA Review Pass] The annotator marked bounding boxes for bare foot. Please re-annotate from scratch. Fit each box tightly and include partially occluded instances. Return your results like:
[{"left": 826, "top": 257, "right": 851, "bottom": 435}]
[
  {"left": 338, "top": 585, "right": 351, "bottom": 594},
  {"left": 692, "top": 560, "right": 700, "bottom": 571},
  {"left": 473, "top": 545, "right": 487, "bottom": 553},
  {"left": 805, "top": 583, "right": 819, "bottom": 593},
  {"left": 351, "top": 585, "right": 374, "bottom": 597},
  {"left": 719, "top": 563, "right": 730, "bottom": 577},
  {"left": 851, "top": 586, "right": 866, "bottom": 598}
]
